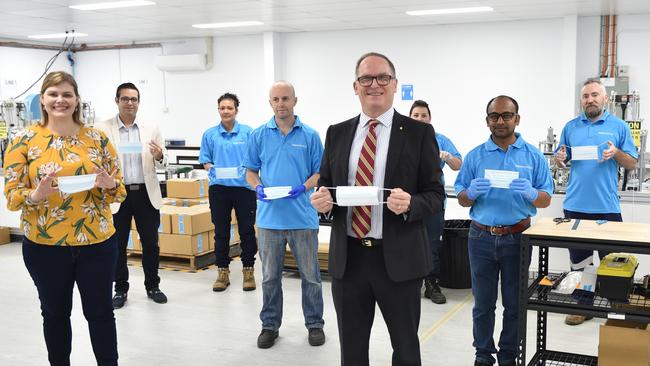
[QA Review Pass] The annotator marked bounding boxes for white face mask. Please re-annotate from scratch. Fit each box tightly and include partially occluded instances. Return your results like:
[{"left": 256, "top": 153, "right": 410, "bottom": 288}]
[
  {"left": 210, "top": 166, "right": 242, "bottom": 179},
  {"left": 118, "top": 141, "right": 143, "bottom": 154},
  {"left": 571, "top": 145, "right": 599, "bottom": 160},
  {"left": 57, "top": 174, "right": 97, "bottom": 194},
  {"left": 335, "top": 186, "right": 382, "bottom": 206}
]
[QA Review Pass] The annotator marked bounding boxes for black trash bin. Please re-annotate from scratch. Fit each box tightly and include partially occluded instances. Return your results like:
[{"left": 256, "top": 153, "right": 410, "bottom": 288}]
[{"left": 438, "top": 219, "right": 472, "bottom": 289}]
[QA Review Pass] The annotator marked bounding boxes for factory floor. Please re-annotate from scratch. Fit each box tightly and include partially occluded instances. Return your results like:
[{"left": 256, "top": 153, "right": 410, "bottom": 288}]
[{"left": 0, "top": 240, "right": 600, "bottom": 366}]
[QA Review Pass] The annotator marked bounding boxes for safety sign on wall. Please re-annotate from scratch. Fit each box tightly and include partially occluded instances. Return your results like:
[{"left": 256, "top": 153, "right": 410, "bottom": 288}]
[
  {"left": 627, "top": 120, "right": 642, "bottom": 148},
  {"left": 401, "top": 84, "right": 413, "bottom": 101}
]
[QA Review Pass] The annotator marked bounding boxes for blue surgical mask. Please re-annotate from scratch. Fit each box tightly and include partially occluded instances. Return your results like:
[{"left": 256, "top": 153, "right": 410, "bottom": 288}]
[{"left": 119, "top": 141, "right": 143, "bottom": 154}]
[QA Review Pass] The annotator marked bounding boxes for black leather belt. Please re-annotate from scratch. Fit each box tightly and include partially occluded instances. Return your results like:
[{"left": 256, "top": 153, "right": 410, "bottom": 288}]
[
  {"left": 126, "top": 183, "right": 146, "bottom": 191},
  {"left": 348, "top": 236, "right": 383, "bottom": 247},
  {"left": 472, "top": 218, "right": 531, "bottom": 236}
]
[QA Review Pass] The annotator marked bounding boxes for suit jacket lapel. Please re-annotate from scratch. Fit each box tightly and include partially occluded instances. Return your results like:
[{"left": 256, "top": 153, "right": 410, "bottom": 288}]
[
  {"left": 384, "top": 112, "right": 405, "bottom": 186},
  {"left": 339, "top": 116, "right": 359, "bottom": 184}
]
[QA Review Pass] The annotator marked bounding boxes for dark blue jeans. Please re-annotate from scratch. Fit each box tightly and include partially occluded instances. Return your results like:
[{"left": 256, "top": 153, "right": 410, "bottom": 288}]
[
  {"left": 468, "top": 223, "right": 529, "bottom": 366},
  {"left": 208, "top": 184, "right": 258, "bottom": 268},
  {"left": 564, "top": 210, "right": 623, "bottom": 270},
  {"left": 23, "top": 236, "right": 118, "bottom": 366},
  {"left": 423, "top": 210, "right": 444, "bottom": 278}
]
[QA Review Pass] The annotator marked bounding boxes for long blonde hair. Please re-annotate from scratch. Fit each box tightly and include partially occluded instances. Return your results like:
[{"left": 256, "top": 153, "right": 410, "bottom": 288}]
[{"left": 39, "top": 71, "right": 83, "bottom": 126}]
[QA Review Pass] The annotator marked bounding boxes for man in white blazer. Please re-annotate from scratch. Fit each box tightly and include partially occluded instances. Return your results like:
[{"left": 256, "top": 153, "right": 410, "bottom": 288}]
[{"left": 96, "top": 82, "right": 168, "bottom": 308}]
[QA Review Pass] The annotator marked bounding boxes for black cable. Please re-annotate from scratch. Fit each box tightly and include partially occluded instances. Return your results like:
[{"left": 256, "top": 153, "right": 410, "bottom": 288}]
[{"left": 12, "top": 35, "right": 75, "bottom": 100}]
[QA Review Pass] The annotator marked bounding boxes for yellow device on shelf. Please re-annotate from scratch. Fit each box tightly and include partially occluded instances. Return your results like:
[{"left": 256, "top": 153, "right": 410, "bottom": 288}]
[{"left": 597, "top": 253, "right": 639, "bottom": 302}]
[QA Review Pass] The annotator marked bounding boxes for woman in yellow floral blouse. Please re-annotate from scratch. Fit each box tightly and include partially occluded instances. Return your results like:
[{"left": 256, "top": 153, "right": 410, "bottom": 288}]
[{"left": 3, "top": 71, "right": 126, "bottom": 366}]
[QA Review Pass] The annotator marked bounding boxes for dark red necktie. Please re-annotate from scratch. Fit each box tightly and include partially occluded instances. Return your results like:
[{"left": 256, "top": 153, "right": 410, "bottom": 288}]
[{"left": 351, "top": 119, "right": 378, "bottom": 238}]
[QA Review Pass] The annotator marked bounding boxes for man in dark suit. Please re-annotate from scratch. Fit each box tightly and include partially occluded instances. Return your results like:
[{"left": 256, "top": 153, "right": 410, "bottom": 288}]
[{"left": 310, "top": 52, "right": 445, "bottom": 365}]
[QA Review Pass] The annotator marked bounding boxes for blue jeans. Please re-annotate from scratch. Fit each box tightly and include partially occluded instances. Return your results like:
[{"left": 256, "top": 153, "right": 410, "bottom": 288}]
[
  {"left": 257, "top": 228, "right": 324, "bottom": 331},
  {"left": 424, "top": 210, "right": 444, "bottom": 278},
  {"left": 468, "top": 224, "right": 529, "bottom": 366}
]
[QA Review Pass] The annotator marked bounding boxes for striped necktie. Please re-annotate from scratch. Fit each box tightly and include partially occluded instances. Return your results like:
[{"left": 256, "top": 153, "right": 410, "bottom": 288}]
[{"left": 351, "top": 119, "right": 379, "bottom": 239}]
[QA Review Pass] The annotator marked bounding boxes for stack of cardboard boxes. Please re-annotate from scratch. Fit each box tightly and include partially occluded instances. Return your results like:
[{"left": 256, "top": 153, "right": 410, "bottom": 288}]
[{"left": 127, "top": 178, "right": 240, "bottom": 259}]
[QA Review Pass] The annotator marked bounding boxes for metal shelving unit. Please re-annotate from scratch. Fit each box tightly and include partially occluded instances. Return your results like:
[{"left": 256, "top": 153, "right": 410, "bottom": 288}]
[{"left": 517, "top": 219, "right": 650, "bottom": 366}]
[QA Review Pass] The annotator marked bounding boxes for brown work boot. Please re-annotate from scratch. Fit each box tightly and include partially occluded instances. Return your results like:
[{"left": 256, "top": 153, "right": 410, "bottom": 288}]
[
  {"left": 242, "top": 267, "right": 256, "bottom": 291},
  {"left": 212, "top": 268, "right": 230, "bottom": 292},
  {"left": 565, "top": 314, "right": 593, "bottom": 325}
]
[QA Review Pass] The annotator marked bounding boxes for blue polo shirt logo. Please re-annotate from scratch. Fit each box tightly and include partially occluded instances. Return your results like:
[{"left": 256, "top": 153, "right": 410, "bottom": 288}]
[{"left": 292, "top": 143, "right": 307, "bottom": 148}]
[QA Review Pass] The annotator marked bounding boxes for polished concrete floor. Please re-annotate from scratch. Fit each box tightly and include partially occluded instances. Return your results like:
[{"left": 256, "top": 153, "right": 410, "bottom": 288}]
[{"left": 0, "top": 240, "right": 600, "bottom": 365}]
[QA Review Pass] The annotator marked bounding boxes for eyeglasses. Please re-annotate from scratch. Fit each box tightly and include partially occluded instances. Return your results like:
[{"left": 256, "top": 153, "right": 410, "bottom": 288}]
[
  {"left": 356, "top": 75, "right": 394, "bottom": 87},
  {"left": 486, "top": 112, "right": 516, "bottom": 122},
  {"left": 119, "top": 96, "right": 139, "bottom": 104}
]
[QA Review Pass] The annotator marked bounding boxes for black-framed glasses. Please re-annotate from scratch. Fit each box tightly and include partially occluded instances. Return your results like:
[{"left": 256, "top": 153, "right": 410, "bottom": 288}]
[
  {"left": 356, "top": 74, "right": 394, "bottom": 87},
  {"left": 487, "top": 112, "right": 516, "bottom": 122},
  {"left": 119, "top": 96, "right": 139, "bottom": 104}
]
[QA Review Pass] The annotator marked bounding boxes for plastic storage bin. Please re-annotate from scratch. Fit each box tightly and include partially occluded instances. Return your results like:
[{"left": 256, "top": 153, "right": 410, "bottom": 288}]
[{"left": 439, "top": 219, "right": 472, "bottom": 289}]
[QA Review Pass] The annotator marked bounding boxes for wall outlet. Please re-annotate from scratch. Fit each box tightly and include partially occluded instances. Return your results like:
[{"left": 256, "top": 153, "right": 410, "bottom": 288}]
[
  {"left": 138, "top": 79, "right": 147, "bottom": 85},
  {"left": 161, "top": 107, "right": 169, "bottom": 113},
  {"left": 4, "top": 80, "right": 16, "bottom": 85}
]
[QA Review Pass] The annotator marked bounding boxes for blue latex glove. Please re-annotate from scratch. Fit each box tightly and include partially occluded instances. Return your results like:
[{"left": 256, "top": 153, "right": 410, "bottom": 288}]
[
  {"left": 509, "top": 178, "right": 538, "bottom": 202},
  {"left": 287, "top": 184, "right": 306, "bottom": 199},
  {"left": 466, "top": 178, "right": 491, "bottom": 200},
  {"left": 256, "top": 185, "right": 269, "bottom": 202},
  {"left": 208, "top": 166, "right": 217, "bottom": 181}
]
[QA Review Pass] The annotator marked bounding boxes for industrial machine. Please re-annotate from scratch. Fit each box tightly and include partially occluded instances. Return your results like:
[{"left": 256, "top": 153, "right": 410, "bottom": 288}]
[{"left": 539, "top": 126, "right": 570, "bottom": 193}]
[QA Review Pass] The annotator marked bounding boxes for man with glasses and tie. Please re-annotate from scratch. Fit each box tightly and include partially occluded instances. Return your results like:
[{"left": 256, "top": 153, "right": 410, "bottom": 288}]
[
  {"left": 310, "top": 52, "right": 445, "bottom": 366},
  {"left": 554, "top": 79, "right": 638, "bottom": 326},
  {"left": 96, "top": 82, "right": 168, "bottom": 308},
  {"left": 454, "top": 95, "right": 553, "bottom": 366},
  {"left": 244, "top": 81, "right": 325, "bottom": 349}
]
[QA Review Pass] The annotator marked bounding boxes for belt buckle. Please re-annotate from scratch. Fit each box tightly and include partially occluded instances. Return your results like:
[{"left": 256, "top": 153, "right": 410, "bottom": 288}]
[
  {"left": 129, "top": 184, "right": 140, "bottom": 191},
  {"left": 490, "top": 225, "right": 504, "bottom": 236},
  {"left": 361, "top": 239, "right": 373, "bottom": 247}
]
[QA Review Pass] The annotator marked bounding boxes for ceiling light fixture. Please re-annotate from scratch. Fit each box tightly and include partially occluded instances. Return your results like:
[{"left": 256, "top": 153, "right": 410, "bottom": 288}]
[
  {"left": 406, "top": 6, "right": 494, "bottom": 16},
  {"left": 192, "top": 21, "right": 264, "bottom": 29},
  {"left": 28, "top": 32, "right": 89, "bottom": 39},
  {"left": 70, "top": 0, "right": 156, "bottom": 11}
]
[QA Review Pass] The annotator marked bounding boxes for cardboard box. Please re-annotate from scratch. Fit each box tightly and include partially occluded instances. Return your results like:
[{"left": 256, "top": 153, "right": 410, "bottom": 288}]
[
  {"left": 127, "top": 230, "right": 142, "bottom": 251},
  {"left": 162, "top": 197, "right": 209, "bottom": 207},
  {"left": 208, "top": 230, "right": 214, "bottom": 251},
  {"left": 599, "top": 319, "right": 650, "bottom": 366},
  {"left": 130, "top": 209, "right": 173, "bottom": 234},
  {"left": 158, "top": 232, "right": 210, "bottom": 256},
  {"left": 0, "top": 227, "right": 11, "bottom": 245},
  {"left": 170, "top": 205, "right": 214, "bottom": 235},
  {"left": 166, "top": 178, "right": 208, "bottom": 199}
]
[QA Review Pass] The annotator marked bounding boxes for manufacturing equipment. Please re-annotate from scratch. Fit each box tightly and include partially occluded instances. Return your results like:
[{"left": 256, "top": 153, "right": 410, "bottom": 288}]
[{"left": 539, "top": 126, "right": 571, "bottom": 193}]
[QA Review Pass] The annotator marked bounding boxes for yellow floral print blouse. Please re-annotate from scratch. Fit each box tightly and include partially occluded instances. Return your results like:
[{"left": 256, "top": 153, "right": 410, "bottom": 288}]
[{"left": 3, "top": 124, "right": 127, "bottom": 246}]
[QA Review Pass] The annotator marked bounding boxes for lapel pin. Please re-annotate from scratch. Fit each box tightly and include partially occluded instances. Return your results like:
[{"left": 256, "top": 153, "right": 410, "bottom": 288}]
[{"left": 400, "top": 126, "right": 403, "bottom": 130}]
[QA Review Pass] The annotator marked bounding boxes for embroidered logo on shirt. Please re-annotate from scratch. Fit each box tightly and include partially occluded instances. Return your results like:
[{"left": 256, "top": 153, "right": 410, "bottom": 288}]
[
  {"left": 597, "top": 132, "right": 615, "bottom": 136},
  {"left": 292, "top": 144, "right": 307, "bottom": 148},
  {"left": 514, "top": 164, "right": 533, "bottom": 169},
  {"left": 233, "top": 141, "right": 246, "bottom": 145}
]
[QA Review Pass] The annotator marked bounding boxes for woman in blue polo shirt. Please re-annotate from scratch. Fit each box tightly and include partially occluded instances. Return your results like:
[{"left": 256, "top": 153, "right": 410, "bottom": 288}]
[{"left": 199, "top": 92, "right": 257, "bottom": 292}]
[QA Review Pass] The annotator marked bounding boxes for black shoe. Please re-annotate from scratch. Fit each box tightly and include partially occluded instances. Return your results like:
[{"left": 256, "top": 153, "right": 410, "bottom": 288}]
[
  {"left": 308, "top": 328, "right": 325, "bottom": 346},
  {"left": 146, "top": 288, "right": 167, "bottom": 304},
  {"left": 112, "top": 292, "right": 127, "bottom": 309},
  {"left": 257, "top": 329, "right": 279, "bottom": 349},
  {"left": 429, "top": 279, "right": 447, "bottom": 304},
  {"left": 424, "top": 278, "right": 433, "bottom": 299}
]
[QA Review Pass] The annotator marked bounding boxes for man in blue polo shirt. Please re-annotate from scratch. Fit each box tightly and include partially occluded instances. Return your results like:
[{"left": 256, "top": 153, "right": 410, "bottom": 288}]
[
  {"left": 554, "top": 79, "right": 638, "bottom": 326},
  {"left": 455, "top": 95, "right": 553, "bottom": 366},
  {"left": 244, "top": 81, "right": 325, "bottom": 349},
  {"left": 199, "top": 92, "right": 257, "bottom": 293},
  {"left": 409, "top": 99, "right": 463, "bottom": 305}
]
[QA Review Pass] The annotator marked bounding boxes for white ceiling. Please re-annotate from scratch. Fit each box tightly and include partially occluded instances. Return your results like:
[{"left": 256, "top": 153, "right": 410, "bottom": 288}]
[{"left": 1, "top": 0, "right": 650, "bottom": 45}]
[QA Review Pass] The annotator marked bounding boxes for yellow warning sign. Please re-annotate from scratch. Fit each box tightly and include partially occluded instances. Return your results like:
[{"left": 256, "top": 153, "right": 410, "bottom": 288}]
[
  {"left": 0, "top": 120, "right": 7, "bottom": 139},
  {"left": 627, "top": 120, "right": 642, "bottom": 148}
]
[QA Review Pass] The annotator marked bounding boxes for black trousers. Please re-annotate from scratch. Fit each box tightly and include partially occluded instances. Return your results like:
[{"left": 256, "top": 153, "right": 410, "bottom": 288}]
[
  {"left": 208, "top": 184, "right": 257, "bottom": 268},
  {"left": 332, "top": 238, "right": 423, "bottom": 366},
  {"left": 23, "top": 236, "right": 118, "bottom": 366},
  {"left": 113, "top": 186, "right": 161, "bottom": 293}
]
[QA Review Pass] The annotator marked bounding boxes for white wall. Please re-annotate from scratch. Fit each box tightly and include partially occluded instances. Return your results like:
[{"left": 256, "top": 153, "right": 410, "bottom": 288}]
[
  {"left": 282, "top": 17, "right": 578, "bottom": 185},
  {"left": 0, "top": 46, "right": 71, "bottom": 101}
]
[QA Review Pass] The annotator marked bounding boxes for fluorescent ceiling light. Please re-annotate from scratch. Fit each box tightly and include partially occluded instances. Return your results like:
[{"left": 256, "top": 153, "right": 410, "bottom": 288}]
[
  {"left": 192, "top": 21, "right": 264, "bottom": 29},
  {"left": 69, "top": 0, "right": 155, "bottom": 11},
  {"left": 406, "top": 6, "right": 494, "bottom": 16},
  {"left": 28, "top": 32, "right": 89, "bottom": 39}
]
